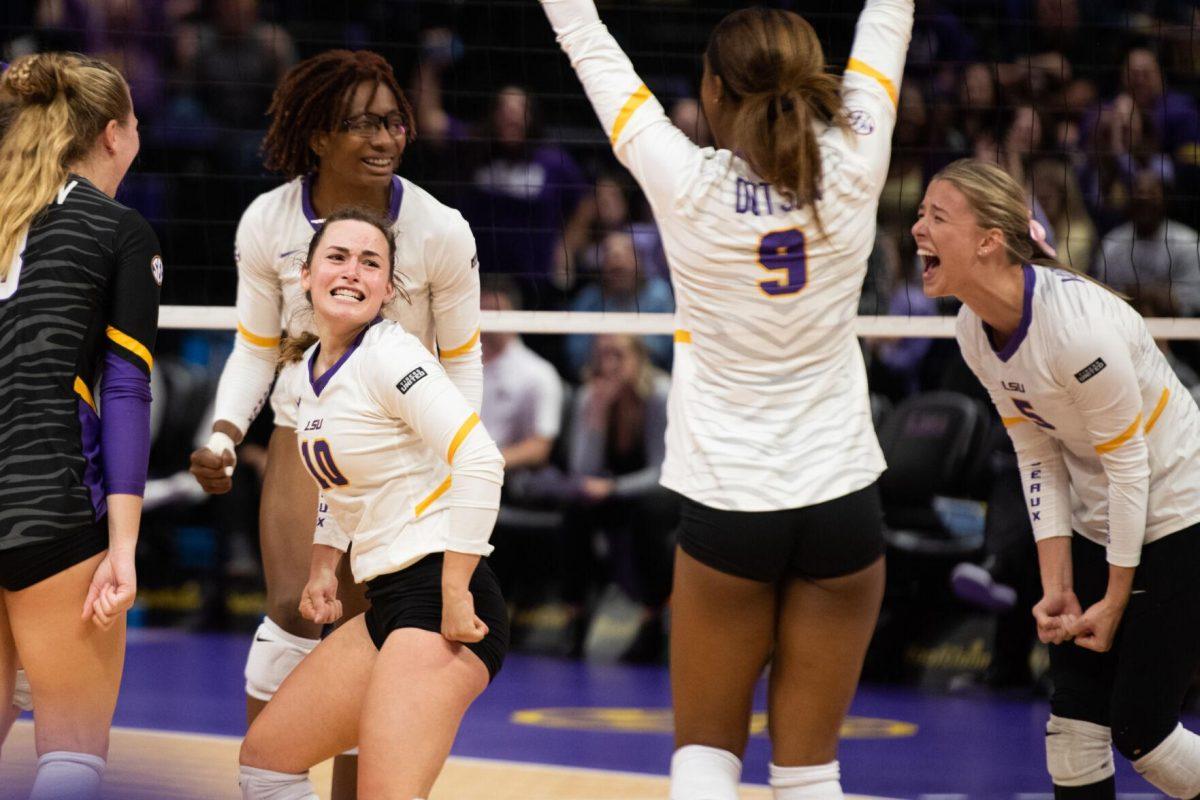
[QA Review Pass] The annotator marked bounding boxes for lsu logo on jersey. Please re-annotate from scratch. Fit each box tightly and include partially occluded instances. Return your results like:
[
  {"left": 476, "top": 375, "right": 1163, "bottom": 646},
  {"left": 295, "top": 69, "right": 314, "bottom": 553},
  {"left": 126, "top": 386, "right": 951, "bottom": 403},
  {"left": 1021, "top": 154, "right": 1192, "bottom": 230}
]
[{"left": 397, "top": 366, "right": 428, "bottom": 394}]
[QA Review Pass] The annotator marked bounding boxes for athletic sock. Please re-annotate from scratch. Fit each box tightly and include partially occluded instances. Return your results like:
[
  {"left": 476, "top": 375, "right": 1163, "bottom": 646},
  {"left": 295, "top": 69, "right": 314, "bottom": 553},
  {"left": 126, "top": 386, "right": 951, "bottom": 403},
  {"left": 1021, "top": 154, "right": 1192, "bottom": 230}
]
[
  {"left": 769, "top": 760, "right": 843, "bottom": 799},
  {"left": 669, "top": 744, "right": 742, "bottom": 800},
  {"left": 238, "top": 764, "right": 320, "bottom": 800}
]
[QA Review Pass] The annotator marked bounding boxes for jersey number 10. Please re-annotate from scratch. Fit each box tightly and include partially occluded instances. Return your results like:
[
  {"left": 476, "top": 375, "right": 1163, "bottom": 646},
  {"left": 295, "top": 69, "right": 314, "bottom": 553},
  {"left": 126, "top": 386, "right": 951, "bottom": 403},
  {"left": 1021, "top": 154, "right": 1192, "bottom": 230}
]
[
  {"left": 300, "top": 439, "right": 349, "bottom": 489},
  {"left": 757, "top": 228, "right": 807, "bottom": 297}
]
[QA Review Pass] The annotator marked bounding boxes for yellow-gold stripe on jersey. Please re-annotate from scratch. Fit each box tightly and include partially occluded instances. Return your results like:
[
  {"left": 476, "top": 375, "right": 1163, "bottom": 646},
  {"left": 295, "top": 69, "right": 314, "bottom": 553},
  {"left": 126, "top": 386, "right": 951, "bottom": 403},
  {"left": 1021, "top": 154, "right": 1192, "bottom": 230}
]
[
  {"left": 440, "top": 327, "right": 481, "bottom": 360},
  {"left": 74, "top": 376, "right": 96, "bottom": 412},
  {"left": 106, "top": 326, "right": 153, "bottom": 371},
  {"left": 415, "top": 475, "right": 452, "bottom": 517},
  {"left": 674, "top": 329, "right": 692, "bottom": 344},
  {"left": 1144, "top": 388, "right": 1170, "bottom": 433},
  {"left": 1001, "top": 416, "right": 1027, "bottom": 428},
  {"left": 447, "top": 413, "right": 481, "bottom": 464},
  {"left": 846, "top": 58, "right": 898, "bottom": 109},
  {"left": 1095, "top": 413, "right": 1143, "bottom": 454},
  {"left": 237, "top": 323, "right": 281, "bottom": 349},
  {"left": 611, "top": 85, "right": 652, "bottom": 145}
]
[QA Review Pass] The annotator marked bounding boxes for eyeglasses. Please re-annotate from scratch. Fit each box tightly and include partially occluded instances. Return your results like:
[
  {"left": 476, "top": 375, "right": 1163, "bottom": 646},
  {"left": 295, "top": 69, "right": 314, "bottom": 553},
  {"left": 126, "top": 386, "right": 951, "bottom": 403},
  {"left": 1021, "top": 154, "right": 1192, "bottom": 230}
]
[{"left": 339, "top": 112, "right": 407, "bottom": 139}]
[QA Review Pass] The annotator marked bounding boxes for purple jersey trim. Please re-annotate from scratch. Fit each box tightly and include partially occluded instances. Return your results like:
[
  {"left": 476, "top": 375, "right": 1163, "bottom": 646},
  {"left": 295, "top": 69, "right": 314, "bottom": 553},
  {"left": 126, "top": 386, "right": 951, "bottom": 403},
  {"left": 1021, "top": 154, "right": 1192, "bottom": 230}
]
[
  {"left": 100, "top": 351, "right": 152, "bottom": 496},
  {"left": 987, "top": 264, "right": 1036, "bottom": 363},
  {"left": 78, "top": 399, "right": 107, "bottom": 519},
  {"left": 308, "top": 319, "right": 380, "bottom": 397},
  {"left": 301, "top": 174, "right": 404, "bottom": 230}
]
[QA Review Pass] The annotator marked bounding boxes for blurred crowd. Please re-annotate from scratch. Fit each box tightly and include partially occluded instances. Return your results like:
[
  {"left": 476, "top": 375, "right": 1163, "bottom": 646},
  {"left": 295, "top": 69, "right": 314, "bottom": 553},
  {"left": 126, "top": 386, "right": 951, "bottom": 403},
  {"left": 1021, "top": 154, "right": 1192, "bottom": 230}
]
[{"left": 4, "top": 0, "right": 1200, "bottom": 671}]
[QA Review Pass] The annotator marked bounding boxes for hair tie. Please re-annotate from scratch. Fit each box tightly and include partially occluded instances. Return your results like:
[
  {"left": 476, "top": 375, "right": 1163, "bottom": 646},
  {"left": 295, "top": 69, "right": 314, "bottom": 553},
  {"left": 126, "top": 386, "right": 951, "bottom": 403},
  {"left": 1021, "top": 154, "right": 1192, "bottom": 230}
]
[{"left": 1029, "top": 216, "right": 1057, "bottom": 259}]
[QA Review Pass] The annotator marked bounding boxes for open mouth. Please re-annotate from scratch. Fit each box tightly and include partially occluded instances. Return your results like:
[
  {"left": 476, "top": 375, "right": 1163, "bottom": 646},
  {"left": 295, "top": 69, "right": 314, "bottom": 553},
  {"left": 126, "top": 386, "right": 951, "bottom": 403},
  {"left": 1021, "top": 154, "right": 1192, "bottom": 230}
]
[
  {"left": 362, "top": 156, "right": 393, "bottom": 170},
  {"left": 331, "top": 287, "right": 365, "bottom": 302},
  {"left": 918, "top": 249, "right": 941, "bottom": 277}
]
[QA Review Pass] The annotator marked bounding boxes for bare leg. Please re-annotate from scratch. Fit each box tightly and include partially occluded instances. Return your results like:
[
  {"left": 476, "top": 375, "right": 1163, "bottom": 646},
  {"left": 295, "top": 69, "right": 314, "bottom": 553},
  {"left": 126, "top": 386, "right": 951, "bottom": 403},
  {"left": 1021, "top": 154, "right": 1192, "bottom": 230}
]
[
  {"left": 6, "top": 553, "right": 124, "bottom": 758},
  {"left": 0, "top": 593, "right": 16, "bottom": 753},
  {"left": 768, "top": 556, "right": 885, "bottom": 765},
  {"left": 669, "top": 547, "right": 776, "bottom": 756},
  {"left": 357, "top": 628, "right": 489, "bottom": 799},
  {"left": 329, "top": 558, "right": 371, "bottom": 800},
  {"left": 240, "top": 615, "right": 377, "bottom": 773},
  {"left": 247, "top": 425, "right": 320, "bottom": 725}
]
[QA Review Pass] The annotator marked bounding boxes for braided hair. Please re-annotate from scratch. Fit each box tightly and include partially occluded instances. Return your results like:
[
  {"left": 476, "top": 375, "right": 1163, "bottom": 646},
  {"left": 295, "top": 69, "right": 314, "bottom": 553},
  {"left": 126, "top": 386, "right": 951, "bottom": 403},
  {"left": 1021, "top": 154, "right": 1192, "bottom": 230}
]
[{"left": 261, "top": 50, "right": 415, "bottom": 179}]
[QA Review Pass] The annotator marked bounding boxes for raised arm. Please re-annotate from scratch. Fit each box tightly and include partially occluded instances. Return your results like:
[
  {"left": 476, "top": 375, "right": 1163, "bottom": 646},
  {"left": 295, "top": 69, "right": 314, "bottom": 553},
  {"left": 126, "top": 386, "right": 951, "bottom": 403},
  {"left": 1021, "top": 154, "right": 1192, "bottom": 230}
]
[
  {"left": 839, "top": 0, "right": 914, "bottom": 188},
  {"left": 540, "top": 0, "right": 700, "bottom": 208}
]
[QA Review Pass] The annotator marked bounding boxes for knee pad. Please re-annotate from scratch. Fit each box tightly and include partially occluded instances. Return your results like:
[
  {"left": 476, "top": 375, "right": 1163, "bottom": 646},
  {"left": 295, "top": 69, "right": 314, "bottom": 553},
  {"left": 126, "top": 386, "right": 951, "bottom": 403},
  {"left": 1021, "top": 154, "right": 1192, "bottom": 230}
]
[
  {"left": 1133, "top": 724, "right": 1200, "bottom": 798},
  {"left": 244, "top": 617, "right": 319, "bottom": 702},
  {"left": 670, "top": 745, "right": 742, "bottom": 800},
  {"left": 1045, "top": 715, "right": 1115, "bottom": 787},
  {"left": 12, "top": 668, "right": 32, "bottom": 712},
  {"left": 29, "top": 751, "right": 105, "bottom": 800},
  {"left": 769, "top": 761, "right": 842, "bottom": 799},
  {"left": 238, "top": 765, "right": 319, "bottom": 800}
]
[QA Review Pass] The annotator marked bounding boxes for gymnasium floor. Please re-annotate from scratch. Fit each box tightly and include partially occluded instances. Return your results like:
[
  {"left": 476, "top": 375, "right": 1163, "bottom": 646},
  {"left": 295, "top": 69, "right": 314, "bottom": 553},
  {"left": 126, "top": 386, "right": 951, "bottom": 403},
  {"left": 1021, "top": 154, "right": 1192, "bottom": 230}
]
[{"left": 0, "top": 629, "right": 1185, "bottom": 799}]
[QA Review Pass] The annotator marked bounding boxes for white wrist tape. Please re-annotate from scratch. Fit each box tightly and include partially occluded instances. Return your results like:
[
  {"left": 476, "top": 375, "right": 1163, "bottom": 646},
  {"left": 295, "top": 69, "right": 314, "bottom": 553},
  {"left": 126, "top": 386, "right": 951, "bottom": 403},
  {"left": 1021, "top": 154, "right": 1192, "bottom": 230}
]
[{"left": 205, "top": 431, "right": 237, "bottom": 477}]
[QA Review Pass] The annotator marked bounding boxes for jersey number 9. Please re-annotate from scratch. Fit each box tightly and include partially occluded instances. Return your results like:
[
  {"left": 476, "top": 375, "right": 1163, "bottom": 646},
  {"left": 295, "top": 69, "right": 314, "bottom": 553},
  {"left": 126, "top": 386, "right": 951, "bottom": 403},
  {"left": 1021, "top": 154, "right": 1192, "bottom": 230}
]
[
  {"left": 757, "top": 229, "right": 807, "bottom": 297},
  {"left": 301, "top": 439, "right": 349, "bottom": 489}
]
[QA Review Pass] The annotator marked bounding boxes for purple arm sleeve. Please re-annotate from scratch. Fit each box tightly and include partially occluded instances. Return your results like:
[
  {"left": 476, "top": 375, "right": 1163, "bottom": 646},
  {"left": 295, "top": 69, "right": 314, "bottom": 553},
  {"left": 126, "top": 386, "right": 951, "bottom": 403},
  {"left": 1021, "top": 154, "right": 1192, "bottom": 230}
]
[{"left": 100, "top": 350, "right": 152, "bottom": 496}]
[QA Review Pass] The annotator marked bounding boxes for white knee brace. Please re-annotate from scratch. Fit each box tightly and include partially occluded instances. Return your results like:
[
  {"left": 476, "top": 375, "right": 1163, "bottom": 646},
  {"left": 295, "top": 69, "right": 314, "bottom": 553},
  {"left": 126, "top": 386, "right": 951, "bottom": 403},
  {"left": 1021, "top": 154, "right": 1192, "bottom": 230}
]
[
  {"left": 244, "top": 617, "right": 319, "bottom": 702},
  {"left": 1045, "top": 715, "right": 1115, "bottom": 787},
  {"left": 12, "top": 668, "right": 32, "bottom": 711},
  {"left": 1133, "top": 723, "right": 1200, "bottom": 798},
  {"left": 29, "top": 751, "right": 105, "bottom": 800},
  {"left": 238, "top": 765, "right": 319, "bottom": 800},
  {"left": 670, "top": 745, "right": 742, "bottom": 800}
]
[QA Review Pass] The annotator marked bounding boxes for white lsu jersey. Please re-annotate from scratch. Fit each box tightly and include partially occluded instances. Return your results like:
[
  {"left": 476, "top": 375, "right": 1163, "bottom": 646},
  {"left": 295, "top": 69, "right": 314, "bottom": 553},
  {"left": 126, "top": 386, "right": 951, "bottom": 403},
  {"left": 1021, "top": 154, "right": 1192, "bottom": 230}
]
[
  {"left": 547, "top": 0, "right": 913, "bottom": 510},
  {"left": 213, "top": 174, "right": 482, "bottom": 436},
  {"left": 958, "top": 265, "right": 1200, "bottom": 567},
  {"left": 295, "top": 321, "right": 503, "bottom": 583}
]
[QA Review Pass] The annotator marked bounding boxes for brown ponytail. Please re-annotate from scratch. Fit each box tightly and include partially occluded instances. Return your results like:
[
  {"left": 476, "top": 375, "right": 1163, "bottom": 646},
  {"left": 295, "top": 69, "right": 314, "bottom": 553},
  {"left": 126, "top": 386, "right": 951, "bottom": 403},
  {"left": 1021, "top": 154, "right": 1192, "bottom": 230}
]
[{"left": 706, "top": 8, "right": 847, "bottom": 217}]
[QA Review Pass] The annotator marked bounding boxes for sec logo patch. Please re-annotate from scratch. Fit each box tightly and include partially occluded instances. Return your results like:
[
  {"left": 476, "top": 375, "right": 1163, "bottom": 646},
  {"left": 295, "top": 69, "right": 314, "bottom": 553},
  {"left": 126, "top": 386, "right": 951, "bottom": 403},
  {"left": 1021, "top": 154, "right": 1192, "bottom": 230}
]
[
  {"left": 847, "top": 108, "right": 876, "bottom": 135},
  {"left": 150, "top": 255, "right": 164, "bottom": 286}
]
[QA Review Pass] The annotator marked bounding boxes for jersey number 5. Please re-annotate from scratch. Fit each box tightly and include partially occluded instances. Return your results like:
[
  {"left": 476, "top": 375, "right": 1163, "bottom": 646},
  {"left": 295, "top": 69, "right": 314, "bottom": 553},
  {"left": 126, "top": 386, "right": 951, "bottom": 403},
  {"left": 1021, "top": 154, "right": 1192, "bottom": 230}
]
[
  {"left": 300, "top": 439, "right": 349, "bottom": 489},
  {"left": 1012, "top": 398, "right": 1056, "bottom": 430},
  {"left": 757, "top": 228, "right": 807, "bottom": 297}
]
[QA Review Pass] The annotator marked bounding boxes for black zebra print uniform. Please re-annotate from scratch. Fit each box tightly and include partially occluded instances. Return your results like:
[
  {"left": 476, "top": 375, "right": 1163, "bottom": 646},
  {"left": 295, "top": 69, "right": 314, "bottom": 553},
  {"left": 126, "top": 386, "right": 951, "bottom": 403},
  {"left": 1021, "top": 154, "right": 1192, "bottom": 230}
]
[{"left": 0, "top": 175, "right": 160, "bottom": 557}]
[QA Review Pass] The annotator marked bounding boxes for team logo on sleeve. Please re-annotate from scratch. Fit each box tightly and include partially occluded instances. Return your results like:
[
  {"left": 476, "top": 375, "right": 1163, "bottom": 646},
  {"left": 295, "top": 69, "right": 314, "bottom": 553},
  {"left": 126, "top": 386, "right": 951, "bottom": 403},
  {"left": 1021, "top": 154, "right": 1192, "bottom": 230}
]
[
  {"left": 1074, "top": 358, "right": 1107, "bottom": 383},
  {"left": 397, "top": 366, "right": 428, "bottom": 394},
  {"left": 150, "top": 255, "right": 164, "bottom": 286},
  {"left": 847, "top": 108, "right": 876, "bottom": 135}
]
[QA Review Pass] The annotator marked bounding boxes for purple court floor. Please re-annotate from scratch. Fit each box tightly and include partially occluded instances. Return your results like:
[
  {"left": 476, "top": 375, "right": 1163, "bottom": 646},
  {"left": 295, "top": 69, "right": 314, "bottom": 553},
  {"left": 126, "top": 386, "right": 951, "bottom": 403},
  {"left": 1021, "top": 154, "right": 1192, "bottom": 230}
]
[{"left": 34, "top": 629, "right": 1192, "bottom": 798}]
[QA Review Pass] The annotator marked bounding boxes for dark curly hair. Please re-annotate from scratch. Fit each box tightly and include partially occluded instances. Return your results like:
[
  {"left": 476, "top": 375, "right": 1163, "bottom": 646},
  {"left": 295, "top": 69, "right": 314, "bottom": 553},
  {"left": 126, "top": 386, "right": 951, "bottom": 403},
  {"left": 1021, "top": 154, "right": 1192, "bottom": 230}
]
[{"left": 261, "top": 50, "right": 415, "bottom": 179}]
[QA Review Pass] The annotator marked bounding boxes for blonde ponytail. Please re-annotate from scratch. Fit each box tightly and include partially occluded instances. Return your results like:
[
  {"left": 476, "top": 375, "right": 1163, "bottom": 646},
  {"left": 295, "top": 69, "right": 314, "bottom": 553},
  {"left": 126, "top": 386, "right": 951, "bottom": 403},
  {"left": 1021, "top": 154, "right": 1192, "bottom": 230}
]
[{"left": 0, "top": 53, "right": 131, "bottom": 278}]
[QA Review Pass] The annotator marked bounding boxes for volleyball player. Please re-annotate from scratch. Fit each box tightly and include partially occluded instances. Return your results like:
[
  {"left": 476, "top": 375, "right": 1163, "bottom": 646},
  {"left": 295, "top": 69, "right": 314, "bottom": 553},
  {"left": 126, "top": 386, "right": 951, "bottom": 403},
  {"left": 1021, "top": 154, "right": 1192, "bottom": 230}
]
[
  {"left": 0, "top": 53, "right": 160, "bottom": 798},
  {"left": 915, "top": 158, "right": 1200, "bottom": 799},
  {"left": 237, "top": 207, "right": 505, "bottom": 800},
  {"left": 186, "top": 50, "right": 482, "bottom": 795},
  {"left": 540, "top": 1, "right": 912, "bottom": 796}
]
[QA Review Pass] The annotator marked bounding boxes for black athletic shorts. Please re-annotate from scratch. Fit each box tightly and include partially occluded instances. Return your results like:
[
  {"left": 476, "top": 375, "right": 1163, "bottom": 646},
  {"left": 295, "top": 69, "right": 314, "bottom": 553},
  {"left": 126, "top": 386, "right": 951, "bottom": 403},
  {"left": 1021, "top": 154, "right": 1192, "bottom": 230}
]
[
  {"left": 364, "top": 553, "right": 509, "bottom": 682},
  {"left": 0, "top": 519, "right": 108, "bottom": 592},
  {"left": 677, "top": 482, "right": 885, "bottom": 582},
  {"left": 1048, "top": 522, "right": 1200, "bottom": 757}
]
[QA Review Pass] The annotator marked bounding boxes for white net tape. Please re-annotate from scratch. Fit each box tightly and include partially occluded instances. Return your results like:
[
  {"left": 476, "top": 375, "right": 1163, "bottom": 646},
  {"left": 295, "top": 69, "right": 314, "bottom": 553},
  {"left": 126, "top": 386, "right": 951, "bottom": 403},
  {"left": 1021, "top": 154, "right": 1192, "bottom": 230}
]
[{"left": 160, "top": 306, "right": 1200, "bottom": 339}]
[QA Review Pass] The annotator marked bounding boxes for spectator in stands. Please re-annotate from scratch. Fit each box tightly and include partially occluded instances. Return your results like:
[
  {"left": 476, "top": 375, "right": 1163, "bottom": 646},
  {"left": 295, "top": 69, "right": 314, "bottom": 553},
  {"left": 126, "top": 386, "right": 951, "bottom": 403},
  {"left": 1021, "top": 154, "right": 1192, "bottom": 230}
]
[
  {"left": 1092, "top": 169, "right": 1200, "bottom": 315},
  {"left": 562, "top": 334, "right": 675, "bottom": 662},
  {"left": 174, "top": 0, "right": 296, "bottom": 167},
  {"left": 479, "top": 278, "right": 566, "bottom": 605},
  {"left": 1119, "top": 46, "right": 1200, "bottom": 161},
  {"left": 574, "top": 173, "right": 668, "bottom": 282},
  {"left": 565, "top": 230, "right": 674, "bottom": 378},
  {"left": 411, "top": 60, "right": 592, "bottom": 309},
  {"left": 1030, "top": 158, "right": 1096, "bottom": 273},
  {"left": 1081, "top": 92, "right": 1175, "bottom": 230},
  {"left": 867, "top": 247, "right": 940, "bottom": 402}
]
